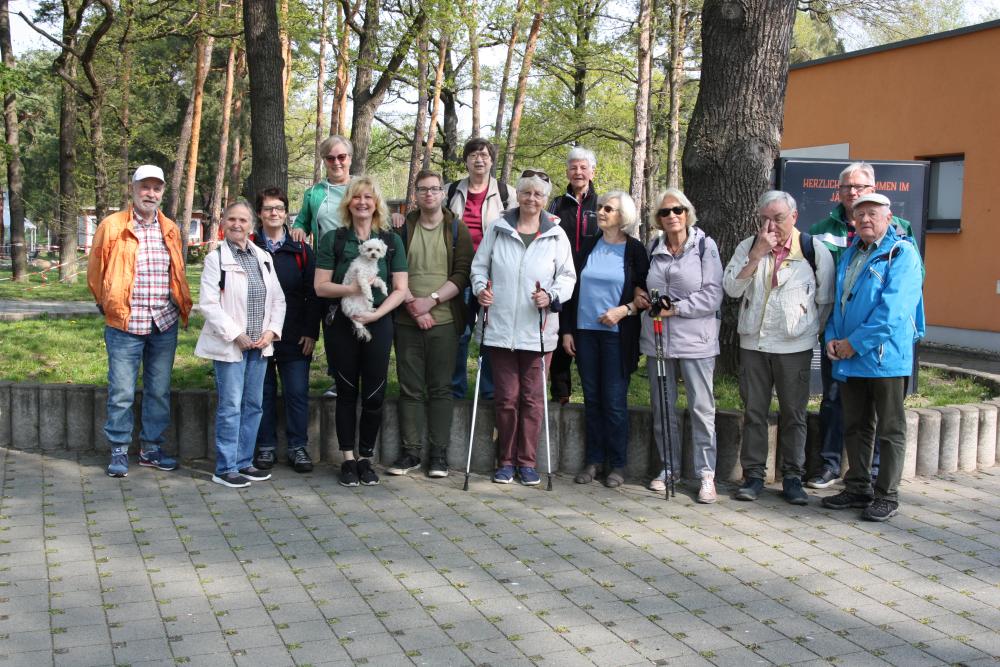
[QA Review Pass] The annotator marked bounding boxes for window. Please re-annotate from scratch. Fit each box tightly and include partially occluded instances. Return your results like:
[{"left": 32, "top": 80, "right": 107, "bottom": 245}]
[{"left": 925, "top": 155, "right": 964, "bottom": 232}]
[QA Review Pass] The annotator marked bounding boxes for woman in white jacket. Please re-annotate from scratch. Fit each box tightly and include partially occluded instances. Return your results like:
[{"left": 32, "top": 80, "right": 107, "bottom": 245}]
[
  {"left": 470, "top": 169, "right": 576, "bottom": 485},
  {"left": 196, "top": 201, "right": 286, "bottom": 488}
]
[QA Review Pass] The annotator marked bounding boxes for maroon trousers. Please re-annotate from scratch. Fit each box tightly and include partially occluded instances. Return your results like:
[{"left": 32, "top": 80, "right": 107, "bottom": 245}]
[{"left": 489, "top": 347, "right": 552, "bottom": 468}]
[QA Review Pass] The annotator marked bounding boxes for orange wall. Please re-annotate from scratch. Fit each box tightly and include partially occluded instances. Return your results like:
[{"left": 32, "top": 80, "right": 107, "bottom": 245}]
[{"left": 782, "top": 26, "right": 1000, "bottom": 333}]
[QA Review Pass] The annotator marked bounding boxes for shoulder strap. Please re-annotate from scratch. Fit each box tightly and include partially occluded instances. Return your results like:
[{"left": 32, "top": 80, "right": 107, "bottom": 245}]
[
  {"left": 451, "top": 217, "right": 459, "bottom": 250},
  {"left": 698, "top": 236, "right": 706, "bottom": 259},
  {"left": 217, "top": 246, "right": 226, "bottom": 291},
  {"left": 379, "top": 230, "right": 397, "bottom": 270},
  {"left": 333, "top": 227, "right": 349, "bottom": 267},
  {"left": 447, "top": 181, "right": 459, "bottom": 208},
  {"left": 498, "top": 181, "right": 510, "bottom": 208},
  {"left": 800, "top": 231, "right": 817, "bottom": 274}
]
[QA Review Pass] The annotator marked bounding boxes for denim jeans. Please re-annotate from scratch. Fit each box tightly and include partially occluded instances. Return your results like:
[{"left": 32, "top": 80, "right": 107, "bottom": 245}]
[
  {"left": 452, "top": 287, "right": 494, "bottom": 399},
  {"left": 213, "top": 349, "right": 268, "bottom": 475},
  {"left": 104, "top": 323, "right": 178, "bottom": 451},
  {"left": 576, "top": 330, "right": 630, "bottom": 469},
  {"left": 256, "top": 341, "right": 311, "bottom": 457}
]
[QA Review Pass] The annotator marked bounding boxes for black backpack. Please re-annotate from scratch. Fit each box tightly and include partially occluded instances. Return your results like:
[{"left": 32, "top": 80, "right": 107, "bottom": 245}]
[{"left": 217, "top": 244, "right": 272, "bottom": 292}]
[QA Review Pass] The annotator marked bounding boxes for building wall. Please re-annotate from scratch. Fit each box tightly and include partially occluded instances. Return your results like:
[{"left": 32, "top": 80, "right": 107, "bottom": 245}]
[{"left": 781, "top": 24, "right": 1000, "bottom": 337}]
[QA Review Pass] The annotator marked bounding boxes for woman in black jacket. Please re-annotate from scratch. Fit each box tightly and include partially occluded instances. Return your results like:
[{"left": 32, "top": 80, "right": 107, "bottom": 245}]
[
  {"left": 560, "top": 190, "right": 649, "bottom": 488},
  {"left": 252, "top": 187, "right": 325, "bottom": 473}
]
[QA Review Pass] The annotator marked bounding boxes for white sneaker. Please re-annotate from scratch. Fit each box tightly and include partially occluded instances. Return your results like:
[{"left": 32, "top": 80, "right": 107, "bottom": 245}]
[
  {"left": 648, "top": 468, "right": 671, "bottom": 492},
  {"left": 698, "top": 472, "right": 717, "bottom": 504}
]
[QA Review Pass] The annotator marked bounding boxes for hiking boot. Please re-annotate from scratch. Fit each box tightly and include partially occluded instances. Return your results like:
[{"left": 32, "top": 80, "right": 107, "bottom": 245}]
[
  {"left": 357, "top": 458, "right": 380, "bottom": 486},
  {"left": 604, "top": 468, "right": 625, "bottom": 488},
  {"left": 427, "top": 457, "right": 449, "bottom": 478},
  {"left": 386, "top": 453, "right": 421, "bottom": 476},
  {"left": 735, "top": 477, "right": 765, "bottom": 501},
  {"left": 806, "top": 468, "right": 838, "bottom": 489},
  {"left": 323, "top": 383, "right": 338, "bottom": 398},
  {"left": 782, "top": 477, "right": 809, "bottom": 506},
  {"left": 862, "top": 497, "right": 899, "bottom": 522},
  {"left": 107, "top": 446, "right": 129, "bottom": 478},
  {"left": 493, "top": 465, "right": 514, "bottom": 484},
  {"left": 288, "top": 447, "right": 313, "bottom": 473},
  {"left": 139, "top": 447, "right": 178, "bottom": 471},
  {"left": 339, "top": 459, "right": 359, "bottom": 487},
  {"left": 212, "top": 472, "right": 251, "bottom": 488},
  {"left": 574, "top": 464, "right": 598, "bottom": 485},
  {"left": 517, "top": 467, "right": 540, "bottom": 486},
  {"left": 254, "top": 449, "right": 276, "bottom": 470},
  {"left": 238, "top": 466, "right": 271, "bottom": 482},
  {"left": 821, "top": 489, "right": 873, "bottom": 510},
  {"left": 697, "top": 472, "right": 717, "bottom": 504}
]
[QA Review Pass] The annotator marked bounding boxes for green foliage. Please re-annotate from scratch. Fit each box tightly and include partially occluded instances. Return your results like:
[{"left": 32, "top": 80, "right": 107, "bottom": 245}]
[{"left": 790, "top": 10, "right": 845, "bottom": 64}]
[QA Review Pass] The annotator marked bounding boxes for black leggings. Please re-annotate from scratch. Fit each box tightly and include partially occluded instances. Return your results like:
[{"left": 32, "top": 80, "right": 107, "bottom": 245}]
[{"left": 330, "top": 310, "right": 393, "bottom": 457}]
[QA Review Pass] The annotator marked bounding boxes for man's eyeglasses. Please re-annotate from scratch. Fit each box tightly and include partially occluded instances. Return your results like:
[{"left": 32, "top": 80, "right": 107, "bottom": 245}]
[
  {"left": 657, "top": 206, "right": 686, "bottom": 217},
  {"left": 261, "top": 205, "right": 286, "bottom": 213},
  {"left": 415, "top": 186, "right": 443, "bottom": 195},
  {"left": 839, "top": 183, "right": 873, "bottom": 193},
  {"left": 598, "top": 205, "right": 618, "bottom": 214},
  {"left": 324, "top": 153, "right": 350, "bottom": 164},
  {"left": 521, "top": 169, "right": 550, "bottom": 183}
]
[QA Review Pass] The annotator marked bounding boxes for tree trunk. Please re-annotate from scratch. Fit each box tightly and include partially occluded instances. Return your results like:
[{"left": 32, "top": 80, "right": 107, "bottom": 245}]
[
  {"left": 422, "top": 35, "right": 448, "bottom": 169},
  {"left": 180, "top": 34, "right": 215, "bottom": 260},
  {"left": 313, "top": 0, "right": 328, "bottom": 182},
  {"left": 440, "top": 50, "right": 460, "bottom": 178},
  {"left": 0, "top": 0, "right": 27, "bottom": 281},
  {"left": 167, "top": 88, "right": 195, "bottom": 222},
  {"left": 493, "top": 0, "right": 525, "bottom": 146},
  {"left": 209, "top": 40, "right": 237, "bottom": 251},
  {"left": 500, "top": 5, "right": 545, "bottom": 184},
  {"left": 88, "top": 97, "right": 111, "bottom": 226},
  {"left": 666, "top": 0, "right": 688, "bottom": 188},
  {"left": 330, "top": 1, "right": 354, "bottom": 136},
  {"left": 405, "top": 35, "right": 429, "bottom": 207},
  {"left": 571, "top": 0, "right": 595, "bottom": 111},
  {"left": 683, "top": 0, "right": 797, "bottom": 374},
  {"left": 464, "top": 0, "right": 481, "bottom": 136},
  {"left": 279, "top": 0, "right": 292, "bottom": 107},
  {"left": 118, "top": 7, "right": 133, "bottom": 208},
  {"left": 629, "top": 0, "right": 652, "bottom": 219},
  {"left": 57, "top": 75, "right": 78, "bottom": 282},
  {"left": 227, "top": 50, "right": 247, "bottom": 205},
  {"left": 244, "top": 0, "right": 289, "bottom": 196}
]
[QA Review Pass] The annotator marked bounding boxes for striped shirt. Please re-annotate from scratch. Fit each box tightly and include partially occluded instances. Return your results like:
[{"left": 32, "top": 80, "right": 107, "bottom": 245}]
[
  {"left": 227, "top": 240, "right": 266, "bottom": 342},
  {"left": 128, "top": 215, "right": 179, "bottom": 335}
]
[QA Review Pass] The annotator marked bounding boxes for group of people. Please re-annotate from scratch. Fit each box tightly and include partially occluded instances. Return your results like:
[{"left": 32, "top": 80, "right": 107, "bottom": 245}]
[{"left": 87, "top": 142, "right": 924, "bottom": 522}]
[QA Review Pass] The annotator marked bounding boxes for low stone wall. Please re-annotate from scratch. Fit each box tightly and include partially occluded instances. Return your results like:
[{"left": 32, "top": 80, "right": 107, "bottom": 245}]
[{"left": 1, "top": 379, "right": 997, "bottom": 482}]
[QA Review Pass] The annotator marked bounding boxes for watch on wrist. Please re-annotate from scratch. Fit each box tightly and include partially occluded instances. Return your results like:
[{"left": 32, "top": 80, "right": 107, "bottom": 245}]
[
  {"left": 625, "top": 303, "right": 634, "bottom": 316},
  {"left": 431, "top": 292, "right": 441, "bottom": 305}
]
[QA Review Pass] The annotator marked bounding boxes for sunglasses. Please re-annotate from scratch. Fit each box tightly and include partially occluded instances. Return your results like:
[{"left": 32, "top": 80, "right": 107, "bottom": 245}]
[
  {"left": 657, "top": 206, "right": 686, "bottom": 217},
  {"left": 598, "top": 205, "right": 618, "bottom": 214},
  {"left": 521, "top": 169, "right": 550, "bottom": 183},
  {"left": 324, "top": 153, "right": 350, "bottom": 164}
]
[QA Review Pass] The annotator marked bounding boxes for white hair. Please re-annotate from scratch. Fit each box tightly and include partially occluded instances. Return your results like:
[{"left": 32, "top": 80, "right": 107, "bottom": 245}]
[
  {"left": 839, "top": 161, "right": 874, "bottom": 184},
  {"left": 649, "top": 188, "right": 698, "bottom": 231},
  {"left": 566, "top": 147, "right": 597, "bottom": 168},
  {"left": 598, "top": 191, "right": 638, "bottom": 235},
  {"left": 516, "top": 172, "right": 553, "bottom": 199},
  {"left": 757, "top": 190, "right": 797, "bottom": 214}
]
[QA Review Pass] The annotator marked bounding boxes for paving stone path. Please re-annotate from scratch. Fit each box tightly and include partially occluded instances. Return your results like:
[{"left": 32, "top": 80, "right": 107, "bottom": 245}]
[{"left": 2, "top": 448, "right": 999, "bottom": 667}]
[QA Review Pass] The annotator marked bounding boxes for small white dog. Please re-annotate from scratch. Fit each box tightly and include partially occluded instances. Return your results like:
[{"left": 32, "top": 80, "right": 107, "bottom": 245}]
[{"left": 339, "top": 238, "right": 389, "bottom": 342}]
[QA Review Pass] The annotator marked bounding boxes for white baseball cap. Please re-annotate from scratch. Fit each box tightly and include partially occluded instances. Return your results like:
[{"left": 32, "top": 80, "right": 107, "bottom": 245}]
[
  {"left": 133, "top": 164, "right": 165, "bottom": 183},
  {"left": 852, "top": 192, "right": 891, "bottom": 208}
]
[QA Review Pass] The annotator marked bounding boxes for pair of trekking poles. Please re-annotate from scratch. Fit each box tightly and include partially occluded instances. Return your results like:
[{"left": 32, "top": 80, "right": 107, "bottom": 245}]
[
  {"left": 462, "top": 281, "right": 553, "bottom": 492},
  {"left": 461, "top": 281, "right": 675, "bottom": 501}
]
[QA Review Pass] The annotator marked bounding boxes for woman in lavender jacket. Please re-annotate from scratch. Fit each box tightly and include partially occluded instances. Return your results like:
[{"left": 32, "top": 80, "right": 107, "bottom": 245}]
[{"left": 637, "top": 188, "right": 723, "bottom": 503}]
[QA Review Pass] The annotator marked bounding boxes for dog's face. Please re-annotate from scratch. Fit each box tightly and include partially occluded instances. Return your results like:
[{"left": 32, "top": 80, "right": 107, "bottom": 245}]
[{"left": 358, "top": 238, "right": 388, "bottom": 261}]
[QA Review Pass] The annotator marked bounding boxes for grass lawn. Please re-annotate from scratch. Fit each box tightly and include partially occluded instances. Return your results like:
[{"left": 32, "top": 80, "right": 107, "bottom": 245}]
[{"left": 1, "top": 313, "right": 993, "bottom": 411}]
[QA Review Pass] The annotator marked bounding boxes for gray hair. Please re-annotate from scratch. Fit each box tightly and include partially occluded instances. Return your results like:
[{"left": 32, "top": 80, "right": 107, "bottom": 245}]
[
  {"left": 566, "top": 146, "right": 597, "bottom": 168},
  {"left": 597, "top": 191, "right": 638, "bottom": 235},
  {"left": 757, "top": 190, "right": 797, "bottom": 214},
  {"left": 223, "top": 199, "right": 256, "bottom": 225},
  {"left": 516, "top": 170, "right": 553, "bottom": 200},
  {"left": 318, "top": 134, "right": 353, "bottom": 158},
  {"left": 839, "top": 161, "right": 874, "bottom": 184},
  {"left": 649, "top": 187, "right": 698, "bottom": 231}
]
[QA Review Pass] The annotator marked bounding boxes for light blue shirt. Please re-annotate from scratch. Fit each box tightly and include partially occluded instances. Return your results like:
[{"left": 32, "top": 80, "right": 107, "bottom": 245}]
[{"left": 578, "top": 238, "right": 626, "bottom": 332}]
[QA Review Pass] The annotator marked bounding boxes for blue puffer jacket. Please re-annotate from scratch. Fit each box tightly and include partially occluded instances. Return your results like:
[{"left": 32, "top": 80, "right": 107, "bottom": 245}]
[{"left": 825, "top": 225, "right": 925, "bottom": 380}]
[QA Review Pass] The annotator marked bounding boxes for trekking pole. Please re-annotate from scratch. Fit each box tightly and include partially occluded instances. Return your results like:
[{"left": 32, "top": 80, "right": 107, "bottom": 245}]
[
  {"left": 535, "top": 281, "right": 553, "bottom": 491},
  {"left": 650, "top": 289, "right": 674, "bottom": 500},
  {"left": 463, "top": 281, "right": 491, "bottom": 492}
]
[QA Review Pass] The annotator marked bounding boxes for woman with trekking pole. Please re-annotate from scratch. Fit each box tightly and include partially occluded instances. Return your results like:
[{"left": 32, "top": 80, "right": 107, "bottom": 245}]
[
  {"left": 636, "top": 188, "right": 724, "bottom": 503},
  {"left": 560, "top": 191, "right": 649, "bottom": 489},
  {"left": 470, "top": 169, "right": 576, "bottom": 486}
]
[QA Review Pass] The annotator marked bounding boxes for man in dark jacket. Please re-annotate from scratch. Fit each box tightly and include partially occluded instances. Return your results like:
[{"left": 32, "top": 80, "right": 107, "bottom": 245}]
[
  {"left": 547, "top": 147, "right": 599, "bottom": 402},
  {"left": 387, "top": 170, "right": 475, "bottom": 478}
]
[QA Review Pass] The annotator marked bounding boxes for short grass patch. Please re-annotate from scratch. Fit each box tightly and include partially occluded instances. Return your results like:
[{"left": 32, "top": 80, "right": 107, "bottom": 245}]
[{"left": 0, "top": 259, "right": 203, "bottom": 303}]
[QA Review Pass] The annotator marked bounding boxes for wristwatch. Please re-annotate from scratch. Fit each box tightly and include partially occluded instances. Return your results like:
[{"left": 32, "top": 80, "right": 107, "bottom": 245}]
[
  {"left": 431, "top": 292, "right": 441, "bottom": 305},
  {"left": 625, "top": 303, "right": 634, "bottom": 316}
]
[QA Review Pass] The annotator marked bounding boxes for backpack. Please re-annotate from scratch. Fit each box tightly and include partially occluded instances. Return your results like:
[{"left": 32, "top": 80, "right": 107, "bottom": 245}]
[
  {"left": 446, "top": 180, "right": 511, "bottom": 213},
  {"left": 216, "top": 245, "right": 272, "bottom": 292}
]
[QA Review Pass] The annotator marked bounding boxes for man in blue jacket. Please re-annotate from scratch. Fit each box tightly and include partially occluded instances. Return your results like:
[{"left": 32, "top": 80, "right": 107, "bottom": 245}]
[{"left": 821, "top": 193, "right": 924, "bottom": 521}]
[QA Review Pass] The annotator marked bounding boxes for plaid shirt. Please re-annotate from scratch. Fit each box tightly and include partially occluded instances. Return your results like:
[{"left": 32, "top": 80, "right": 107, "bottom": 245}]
[
  {"left": 227, "top": 240, "right": 267, "bottom": 342},
  {"left": 128, "top": 215, "right": 179, "bottom": 335}
]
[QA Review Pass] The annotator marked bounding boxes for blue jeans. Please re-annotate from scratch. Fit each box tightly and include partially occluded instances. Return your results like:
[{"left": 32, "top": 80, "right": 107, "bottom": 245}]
[
  {"left": 257, "top": 341, "right": 311, "bottom": 457},
  {"left": 213, "top": 350, "right": 268, "bottom": 475},
  {"left": 452, "top": 287, "right": 494, "bottom": 399},
  {"left": 104, "top": 323, "right": 178, "bottom": 451},
  {"left": 576, "top": 330, "right": 630, "bottom": 469}
]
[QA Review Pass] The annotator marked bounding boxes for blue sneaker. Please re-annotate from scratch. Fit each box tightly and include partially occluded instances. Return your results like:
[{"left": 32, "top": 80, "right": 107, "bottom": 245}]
[
  {"left": 493, "top": 465, "right": 515, "bottom": 484},
  {"left": 517, "top": 467, "right": 540, "bottom": 486},
  {"left": 138, "top": 448, "right": 178, "bottom": 471},
  {"left": 107, "top": 446, "right": 129, "bottom": 478}
]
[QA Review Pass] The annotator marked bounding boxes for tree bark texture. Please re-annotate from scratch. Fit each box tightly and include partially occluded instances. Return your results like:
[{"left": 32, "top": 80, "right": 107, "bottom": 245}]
[
  {"left": 210, "top": 40, "right": 238, "bottom": 250},
  {"left": 279, "top": 0, "right": 292, "bottom": 107},
  {"left": 666, "top": 0, "right": 688, "bottom": 188},
  {"left": 118, "top": 34, "right": 132, "bottom": 208},
  {"left": 313, "top": 0, "right": 328, "bottom": 182},
  {"left": 55, "top": 1, "right": 80, "bottom": 282},
  {"left": 682, "top": 0, "right": 797, "bottom": 374},
  {"left": 244, "top": 0, "right": 289, "bottom": 197},
  {"left": 167, "top": 86, "right": 195, "bottom": 222},
  {"left": 464, "top": 0, "right": 481, "bottom": 136},
  {"left": 422, "top": 35, "right": 448, "bottom": 169},
  {"left": 441, "top": 51, "right": 460, "bottom": 178},
  {"left": 330, "top": 1, "right": 356, "bottom": 136},
  {"left": 500, "top": 5, "right": 545, "bottom": 184},
  {"left": 78, "top": 0, "right": 115, "bottom": 227},
  {"left": 405, "top": 35, "right": 429, "bottom": 207},
  {"left": 0, "top": 0, "right": 28, "bottom": 280},
  {"left": 629, "top": 0, "right": 652, "bottom": 218},
  {"left": 493, "top": 0, "right": 524, "bottom": 147},
  {"left": 181, "top": 33, "right": 215, "bottom": 260}
]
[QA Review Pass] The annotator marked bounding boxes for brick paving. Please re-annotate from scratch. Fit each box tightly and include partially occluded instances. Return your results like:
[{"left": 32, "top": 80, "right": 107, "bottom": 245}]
[{"left": 1, "top": 448, "right": 999, "bottom": 667}]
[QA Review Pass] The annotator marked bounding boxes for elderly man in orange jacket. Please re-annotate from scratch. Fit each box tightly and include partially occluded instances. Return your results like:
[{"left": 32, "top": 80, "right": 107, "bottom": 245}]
[{"left": 87, "top": 165, "right": 193, "bottom": 478}]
